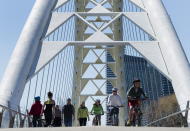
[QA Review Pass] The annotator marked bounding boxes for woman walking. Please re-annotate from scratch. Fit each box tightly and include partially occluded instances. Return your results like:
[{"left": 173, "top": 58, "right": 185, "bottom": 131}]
[
  {"left": 43, "top": 92, "right": 55, "bottom": 127},
  {"left": 77, "top": 101, "right": 89, "bottom": 126}
]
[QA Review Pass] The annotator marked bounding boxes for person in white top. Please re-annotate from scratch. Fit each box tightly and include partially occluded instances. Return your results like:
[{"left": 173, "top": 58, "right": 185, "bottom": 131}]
[
  {"left": 108, "top": 88, "right": 123, "bottom": 106},
  {"left": 107, "top": 88, "right": 123, "bottom": 123}
]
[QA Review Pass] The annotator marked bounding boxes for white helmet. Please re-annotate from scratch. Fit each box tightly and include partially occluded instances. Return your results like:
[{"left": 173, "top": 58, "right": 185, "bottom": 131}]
[{"left": 112, "top": 88, "right": 118, "bottom": 92}]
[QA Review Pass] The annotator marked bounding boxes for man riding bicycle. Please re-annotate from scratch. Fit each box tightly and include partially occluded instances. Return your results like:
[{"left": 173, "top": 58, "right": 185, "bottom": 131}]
[
  {"left": 126, "top": 79, "right": 148, "bottom": 126},
  {"left": 107, "top": 88, "right": 123, "bottom": 126}
]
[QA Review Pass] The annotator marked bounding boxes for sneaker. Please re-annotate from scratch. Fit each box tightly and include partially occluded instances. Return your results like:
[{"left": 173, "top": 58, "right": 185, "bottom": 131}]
[{"left": 126, "top": 120, "right": 131, "bottom": 126}]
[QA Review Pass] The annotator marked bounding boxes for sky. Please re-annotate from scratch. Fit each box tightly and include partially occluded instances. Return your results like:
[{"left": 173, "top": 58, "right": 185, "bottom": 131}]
[{"left": 0, "top": 0, "right": 190, "bottom": 81}]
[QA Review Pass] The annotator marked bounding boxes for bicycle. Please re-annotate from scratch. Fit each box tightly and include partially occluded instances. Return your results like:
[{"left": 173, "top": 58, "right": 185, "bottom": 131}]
[
  {"left": 127, "top": 97, "right": 148, "bottom": 126},
  {"left": 108, "top": 105, "right": 123, "bottom": 126},
  {"left": 91, "top": 114, "right": 102, "bottom": 126}
]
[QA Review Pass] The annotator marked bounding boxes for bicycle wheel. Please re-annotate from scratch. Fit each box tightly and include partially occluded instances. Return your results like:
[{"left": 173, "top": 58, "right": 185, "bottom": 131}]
[
  {"left": 131, "top": 112, "right": 136, "bottom": 126},
  {"left": 115, "top": 114, "right": 119, "bottom": 126},
  {"left": 92, "top": 117, "right": 98, "bottom": 126},
  {"left": 112, "top": 114, "right": 118, "bottom": 126},
  {"left": 95, "top": 116, "right": 98, "bottom": 126},
  {"left": 137, "top": 112, "right": 142, "bottom": 126},
  {"left": 112, "top": 114, "right": 115, "bottom": 126}
]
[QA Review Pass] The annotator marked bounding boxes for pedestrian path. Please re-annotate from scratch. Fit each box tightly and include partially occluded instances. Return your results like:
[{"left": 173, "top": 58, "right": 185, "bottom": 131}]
[{"left": 0, "top": 127, "right": 189, "bottom": 131}]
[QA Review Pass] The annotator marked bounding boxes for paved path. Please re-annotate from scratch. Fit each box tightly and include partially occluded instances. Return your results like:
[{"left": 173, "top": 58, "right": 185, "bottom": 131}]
[{"left": 0, "top": 127, "right": 189, "bottom": 131}]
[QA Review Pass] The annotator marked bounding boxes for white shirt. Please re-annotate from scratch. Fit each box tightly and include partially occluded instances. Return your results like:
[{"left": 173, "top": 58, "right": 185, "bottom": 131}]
[{"left": 108, "top": 94, "right": 123, "bottom": 106}]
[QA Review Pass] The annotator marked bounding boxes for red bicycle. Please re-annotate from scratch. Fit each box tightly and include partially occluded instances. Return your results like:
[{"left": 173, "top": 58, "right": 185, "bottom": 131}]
[{"left": 127, "top": 97, "right": 148, "bottom": 126}]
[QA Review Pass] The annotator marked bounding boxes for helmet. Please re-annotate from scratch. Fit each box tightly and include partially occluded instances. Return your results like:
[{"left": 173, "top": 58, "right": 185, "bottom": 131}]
[
  {"left": 112, "top": 88, "right": 118, "bottom": 92},
  {"left": 133, "top": 79, "right": 141, "bottom": 84},
  {"left": 67, "top": 98, "right": 71, "bottom": 101},
  {"left": 34, "top": 96, "right": 40, "bottom": 101},
  {"left": 96, "top": 99, "right": 101, "bottom": 103}
]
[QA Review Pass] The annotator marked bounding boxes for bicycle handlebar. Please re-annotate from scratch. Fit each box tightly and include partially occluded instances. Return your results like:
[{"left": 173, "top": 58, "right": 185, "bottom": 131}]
[
  {"left": 107, "top": 105, "right": 124, "bottom": 108},
  {"left": 128, "top": 97, "right": 149, "bottom": 101},
  {"left": 91, "top": 113, "right": 104, "bottom": 115}
]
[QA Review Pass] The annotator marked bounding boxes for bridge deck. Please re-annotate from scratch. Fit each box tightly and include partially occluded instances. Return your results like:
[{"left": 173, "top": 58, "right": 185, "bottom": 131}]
[{"left": 0, "top": 127, "right": 189, "bottom": 131}]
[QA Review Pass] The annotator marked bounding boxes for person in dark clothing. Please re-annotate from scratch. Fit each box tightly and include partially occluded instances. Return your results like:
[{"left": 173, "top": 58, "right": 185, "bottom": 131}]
[
  {"left": 127, "top": 79, "right": 146, "bottom": 100},
  {"left": 29, "top": 96, "right": 42, "bottom": 127},
  {"left": 53, "top": 105, "right": 62, "bottom": 127},
  {"left": 62, "top": 98, "right": 75, "bottom": 127},
  {"left": 43, "top": 92, "right": 55, "bottom": 127},
  {"left": 126, "top": 79, "right": 148, "bottom": 125}
]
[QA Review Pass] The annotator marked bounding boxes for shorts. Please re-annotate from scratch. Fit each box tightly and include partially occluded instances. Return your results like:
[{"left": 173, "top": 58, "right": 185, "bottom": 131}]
[{"left": 128, "top": 100, "right": 140, "bottom": 109}]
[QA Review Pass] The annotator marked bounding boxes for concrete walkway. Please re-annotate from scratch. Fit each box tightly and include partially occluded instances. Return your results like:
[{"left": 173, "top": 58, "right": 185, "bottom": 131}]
[{"left": 0, "top": 127, "right": 189, "bottom": 131}]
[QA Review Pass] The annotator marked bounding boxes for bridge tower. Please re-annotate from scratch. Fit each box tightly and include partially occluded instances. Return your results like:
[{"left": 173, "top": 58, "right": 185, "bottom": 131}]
[{"left": 0, "top": 0, "right": 190, "bottom": 127}]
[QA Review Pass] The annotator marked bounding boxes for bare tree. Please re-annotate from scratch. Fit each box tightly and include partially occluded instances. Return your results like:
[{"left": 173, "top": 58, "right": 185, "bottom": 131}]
[{"left": 144, "top": 94, "right": 186, "bottom": 127}]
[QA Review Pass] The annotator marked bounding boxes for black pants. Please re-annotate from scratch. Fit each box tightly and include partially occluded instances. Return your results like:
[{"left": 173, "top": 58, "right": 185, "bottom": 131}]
[
  {"left": 79, "top": 118, "right": 87, "bottom": 126},
  {"left": 64, "top": 118, "right": 72, "bottom": 127},
  {"left": 110, "top": 107, "right": 119, "bottom": 116},
  {"left": 32, "top": 115, "right": 42, "bottom": 127},
  {"left": 53, "top": 117, "right": 62, "bottom": 127},
  {"left": 44, "top": 113, "right": 52, "bottom": 127}
]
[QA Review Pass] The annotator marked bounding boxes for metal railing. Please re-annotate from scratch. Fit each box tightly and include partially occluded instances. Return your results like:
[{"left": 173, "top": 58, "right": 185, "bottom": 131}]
[
  {"left": 0, "top": 104, "right": 32, "bottom": 128},
  {"left": 0, "top": 101, "right": 189, "bottom": 128},
  {"left": 145, "top": 101, "right": 190, "bottom": 127}
]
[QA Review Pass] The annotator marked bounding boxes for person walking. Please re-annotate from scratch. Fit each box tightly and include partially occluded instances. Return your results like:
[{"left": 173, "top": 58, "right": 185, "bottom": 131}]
[
  {"left": 77, "top": 101, "right": 89, "bottom": 126},
  {"left": 53, "top": 105, "right": 62, "bottom": 127},
  {"left": 43, "top": 92, "right": 55, "bottom": 127},
  {"left": 62, "top": 98, "right": 75, "bottom": 127},
  {"left": 29, "top": 96, "right": 42, "bottom": 127}
]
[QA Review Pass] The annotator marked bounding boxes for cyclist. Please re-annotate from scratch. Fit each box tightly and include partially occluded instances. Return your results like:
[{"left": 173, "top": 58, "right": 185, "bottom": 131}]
[
  {"left": 91, "top": 99, "right": 104, "bottom": 126},
  {"left": 107, "top": 88, "right": 123, "bottom": 125},
  {"left": 126, "top": 79, "right": 148, "bottom": 126}
]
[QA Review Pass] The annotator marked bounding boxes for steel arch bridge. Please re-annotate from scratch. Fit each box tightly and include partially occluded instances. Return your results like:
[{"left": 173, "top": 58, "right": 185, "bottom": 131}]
[{"left": 0, "top": 0, "right": 190, "bottom": 128}]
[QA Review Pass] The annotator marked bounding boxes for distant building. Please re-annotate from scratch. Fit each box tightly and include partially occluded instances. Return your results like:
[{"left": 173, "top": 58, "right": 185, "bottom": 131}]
[
  {"left": 106, "top": 54, "right": 174, "bottom": 99},
  {"left": 123, "top": 55, "right": 174, "bottom": 99}
]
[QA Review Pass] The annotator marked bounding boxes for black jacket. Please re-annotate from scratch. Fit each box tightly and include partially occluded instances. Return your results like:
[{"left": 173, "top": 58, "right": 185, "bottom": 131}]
[
  {"left": 127, "top": 87, "right": 146, "bottom": 99},
  {"left": 62, "top": 104, "right": 75, "bottom": 119}
]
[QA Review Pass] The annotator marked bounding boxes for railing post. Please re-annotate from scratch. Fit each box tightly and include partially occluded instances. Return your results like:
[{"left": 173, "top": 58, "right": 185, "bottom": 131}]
[
  {"left": 18, "top": 106, "right": 25, "bottom": 128},
  {"left": 7, "top": 102, "right": 15, "bottom": 128},
  {"left": 0, "top": 108, "right": 5, "bottom": 128},
  {"left": 26, "top": 110, "right": 32, "bottom": 127},
  {"left": 184, "top": 101, "right": 190, "bottom": 127}
]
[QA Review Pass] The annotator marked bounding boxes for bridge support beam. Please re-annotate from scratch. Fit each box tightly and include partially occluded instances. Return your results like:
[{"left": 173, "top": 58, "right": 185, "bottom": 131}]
[
  {"left": 0, "top": 0, "right": 57, "bottom": 127},
  {"left": 143, "top": 0, "right": 190, "bottom": 126},
  {"left": 115, "top": 46, "right": 127, "bottom": 126},
  {"left": 72, "top": 46, "right": 83, "bottom": 126}
]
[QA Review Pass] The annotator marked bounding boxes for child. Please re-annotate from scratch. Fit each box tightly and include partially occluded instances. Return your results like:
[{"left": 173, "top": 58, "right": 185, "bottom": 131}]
[
  {"left": 29, "top": 96, "right": 42, "bottom": 127},
  {"left": 53, "top": 105, "right": 62, "bottom": 127}
]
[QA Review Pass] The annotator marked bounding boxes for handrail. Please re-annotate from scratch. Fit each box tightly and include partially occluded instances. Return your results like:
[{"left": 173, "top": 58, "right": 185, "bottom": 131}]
[
  {"left": 145, "top": 107, "right": 190, "bottom": 126},
  {"left": 0, "top": 104, "right": 30, "bottom": 118}
]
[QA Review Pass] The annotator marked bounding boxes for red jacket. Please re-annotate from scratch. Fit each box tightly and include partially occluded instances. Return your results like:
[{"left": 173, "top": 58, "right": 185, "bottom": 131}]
[{"left": 29, "top": 101, "right": 42, "bottom": 116}]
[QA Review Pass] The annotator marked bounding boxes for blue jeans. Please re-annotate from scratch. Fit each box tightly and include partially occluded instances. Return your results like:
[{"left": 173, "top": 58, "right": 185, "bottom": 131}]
[{"left": 64, "top": 118, "right": 72, "bottom": 127}]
